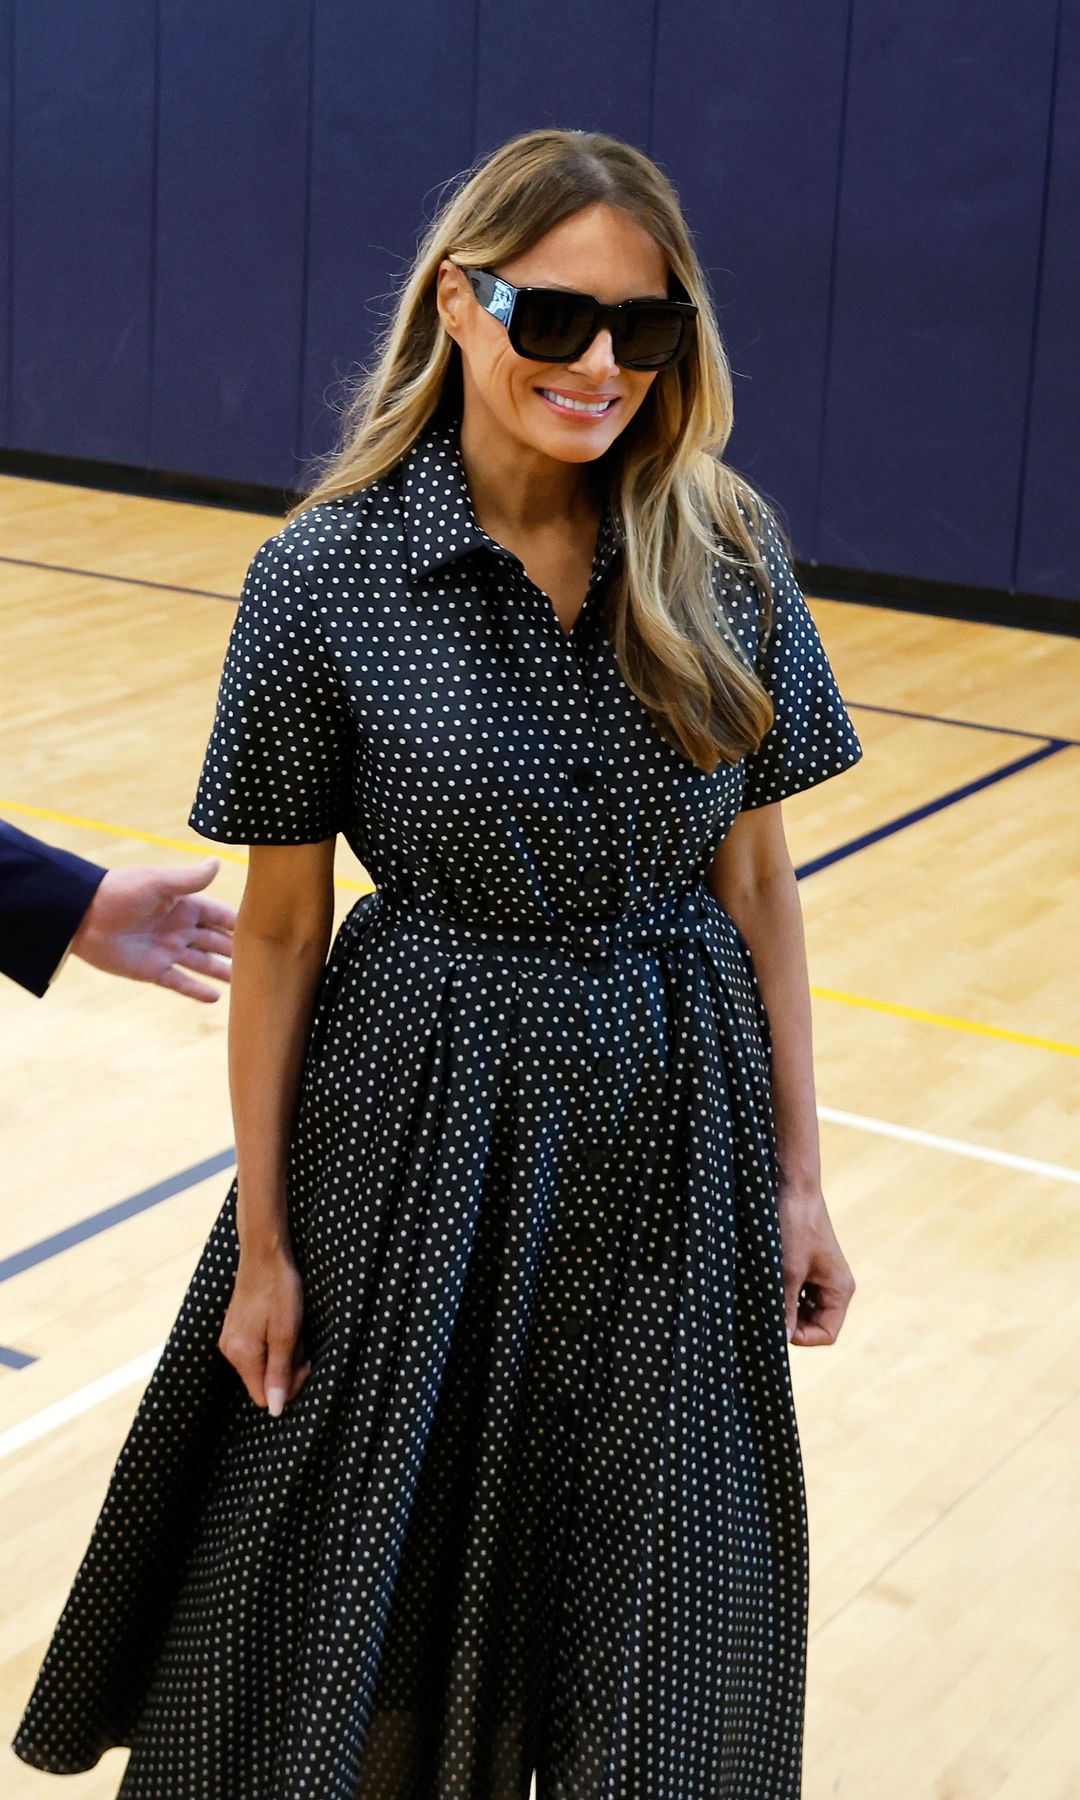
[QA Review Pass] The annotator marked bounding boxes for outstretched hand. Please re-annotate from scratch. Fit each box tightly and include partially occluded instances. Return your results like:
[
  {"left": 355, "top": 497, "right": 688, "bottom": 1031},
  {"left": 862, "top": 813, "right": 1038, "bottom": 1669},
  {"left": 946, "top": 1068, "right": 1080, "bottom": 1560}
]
[{"left": 70, "top": 856, "right": 236, "bottom": 1001}]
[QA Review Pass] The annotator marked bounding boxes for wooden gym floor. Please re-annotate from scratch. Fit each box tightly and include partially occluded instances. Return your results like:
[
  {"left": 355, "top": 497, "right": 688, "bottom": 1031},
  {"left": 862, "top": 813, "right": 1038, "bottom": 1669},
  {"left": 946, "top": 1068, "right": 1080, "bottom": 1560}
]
[{"left": 1, "top": 472, "right": 1078, "bottom": 1798}]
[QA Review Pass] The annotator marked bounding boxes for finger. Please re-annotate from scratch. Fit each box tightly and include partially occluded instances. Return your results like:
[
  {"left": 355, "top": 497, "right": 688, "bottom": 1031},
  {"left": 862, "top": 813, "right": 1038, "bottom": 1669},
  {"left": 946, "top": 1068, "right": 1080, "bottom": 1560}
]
[
  {"left": 158, "top": 858, "right": 223, "bottom": 894},
  {"left": 167, "top": 923, "right": 235, "bottom": 956},
  {"left": 169, "top": 947, "right": 234, "bottom": 981},
  {"left": 793, "top": 1292, "right": 846, "bottom": 1345},
  {"left": 783, "top": 1272, "right": 806, "bottom": 1344},
  {"left": 790, "top": 1319, "right": 836, "bottom": 1346},
  {"left": 265, "top": 1367, "right": 295, "bottom": 1415},
  {"left": 169, "top": 905, "right": 236, "bottom": 942},
  {"left": 155, "top": 965, "right": 226, "bottom": 1002},
  {"left": 265, "top": 1347, "right": 296, "bottom": 1418},
  {"left": 190, "top": 899, "right": 237, "bottom": 931}
]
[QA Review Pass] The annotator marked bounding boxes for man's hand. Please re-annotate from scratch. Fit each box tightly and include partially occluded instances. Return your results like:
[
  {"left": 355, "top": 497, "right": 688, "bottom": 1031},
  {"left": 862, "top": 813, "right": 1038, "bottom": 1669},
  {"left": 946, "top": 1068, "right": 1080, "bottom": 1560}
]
[{"left": 70, "top": 856, "right": 236, "bottom": 1002}]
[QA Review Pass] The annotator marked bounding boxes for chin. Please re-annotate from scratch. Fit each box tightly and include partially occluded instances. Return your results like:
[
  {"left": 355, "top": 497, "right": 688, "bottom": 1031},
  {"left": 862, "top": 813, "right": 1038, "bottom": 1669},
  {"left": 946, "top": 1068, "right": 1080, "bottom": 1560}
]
[{"left": 529, "top": 415, "right": 623, "bottom": 462}]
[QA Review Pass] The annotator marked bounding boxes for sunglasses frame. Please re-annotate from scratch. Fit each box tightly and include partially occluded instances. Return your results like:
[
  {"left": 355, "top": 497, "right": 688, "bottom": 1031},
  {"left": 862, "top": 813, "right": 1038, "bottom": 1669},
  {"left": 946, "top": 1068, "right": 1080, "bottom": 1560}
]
[{"left": 455, "top": 263, "right": 698, "bottom": 371}]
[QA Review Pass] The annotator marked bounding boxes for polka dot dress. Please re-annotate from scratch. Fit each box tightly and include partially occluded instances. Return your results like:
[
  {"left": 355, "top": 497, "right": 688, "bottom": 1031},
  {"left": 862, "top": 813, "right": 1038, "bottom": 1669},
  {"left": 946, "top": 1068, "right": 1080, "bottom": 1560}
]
[{"left": 12, "top": 406, "right": 864, "bottom": 1798}]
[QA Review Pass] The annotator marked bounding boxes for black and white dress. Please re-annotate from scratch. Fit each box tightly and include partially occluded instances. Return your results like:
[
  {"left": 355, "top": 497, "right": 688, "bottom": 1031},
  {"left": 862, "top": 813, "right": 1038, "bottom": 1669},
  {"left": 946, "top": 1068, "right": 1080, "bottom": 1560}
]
[{"left": 12, "top": 407, "right": 863, "bottom": 1798}]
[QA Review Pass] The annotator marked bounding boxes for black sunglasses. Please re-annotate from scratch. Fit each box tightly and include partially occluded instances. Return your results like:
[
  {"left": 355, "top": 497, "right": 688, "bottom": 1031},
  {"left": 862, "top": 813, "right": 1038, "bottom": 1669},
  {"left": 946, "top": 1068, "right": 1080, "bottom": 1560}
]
[{"left": 456, "top": 264, "right": 698, "bottom": 371}]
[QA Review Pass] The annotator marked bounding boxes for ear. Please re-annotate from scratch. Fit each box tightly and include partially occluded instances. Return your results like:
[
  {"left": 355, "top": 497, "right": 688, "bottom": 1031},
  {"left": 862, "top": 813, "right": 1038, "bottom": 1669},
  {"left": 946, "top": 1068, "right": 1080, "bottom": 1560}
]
[{"left": 436, "top": 258, "right": 463, "bottom": 339}]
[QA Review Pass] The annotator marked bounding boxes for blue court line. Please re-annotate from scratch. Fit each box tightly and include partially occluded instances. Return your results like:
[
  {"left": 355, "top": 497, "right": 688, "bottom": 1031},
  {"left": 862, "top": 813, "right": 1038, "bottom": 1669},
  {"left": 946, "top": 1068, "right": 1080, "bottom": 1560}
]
[
  {"left": 0, "top": 553, "right": 236, "bottom": 602},
  {"left": 798, "top": 738, "right": 1070, "bottom": 878},
  {"left": 2, "top": 729, "right": 1074, "bottom": 1371},
  {"left": 0, "top": 1159, "right": 237, "bottom": 1368},
  {"left": 0, "top": 1147, "right": 236, "bottom": 1285},
  {"left": 848, "top": 700, "right": 1080, "bottom": 747},
  {"left": 0, "top": 1149, "right": 237, "bottom": 1367},
  {"left": 0, "top": 1144, "right": 235, "bottom": 1368}
]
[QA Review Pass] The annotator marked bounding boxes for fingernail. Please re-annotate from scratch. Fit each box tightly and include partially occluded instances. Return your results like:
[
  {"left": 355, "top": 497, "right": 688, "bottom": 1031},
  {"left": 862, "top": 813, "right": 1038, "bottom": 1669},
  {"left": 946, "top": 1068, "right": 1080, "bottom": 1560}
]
[{"left": 267, "top": 1387, "right": 286, "bottom": 1417}]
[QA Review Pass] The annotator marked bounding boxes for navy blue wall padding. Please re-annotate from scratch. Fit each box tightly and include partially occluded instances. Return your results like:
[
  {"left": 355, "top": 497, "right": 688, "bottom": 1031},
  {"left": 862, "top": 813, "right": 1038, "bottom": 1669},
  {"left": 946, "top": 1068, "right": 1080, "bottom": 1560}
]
[
  {"left": 11, "top": 0, "right": 156, "bottom": 463},
  {"left": 652, "top": 2, "right": 852, "bottom": 542},
  {"left": 0, "top": 2, "right": 11, "bottom": 449},
  {"left": 1016, "top": 0, "right": 1079, "bottom": 600},
  {"left": 3, "top": 0, "right": 1077, "bottom": 604},
  {"left": 150, "top": 2, "right": 311, "bottom": 491},
  {"left": 301, "top": 0, "right": 477, "bottom": 474},
  {"left": 817, "top": 1, "right": 1060, "bottom": 594}
]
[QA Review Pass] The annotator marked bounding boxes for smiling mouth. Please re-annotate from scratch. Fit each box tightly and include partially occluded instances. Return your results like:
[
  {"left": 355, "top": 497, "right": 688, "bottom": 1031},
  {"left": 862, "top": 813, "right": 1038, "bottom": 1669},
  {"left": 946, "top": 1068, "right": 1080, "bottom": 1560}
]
[{"left": 536, "top": 388, "right": 619, "bottom": 416}]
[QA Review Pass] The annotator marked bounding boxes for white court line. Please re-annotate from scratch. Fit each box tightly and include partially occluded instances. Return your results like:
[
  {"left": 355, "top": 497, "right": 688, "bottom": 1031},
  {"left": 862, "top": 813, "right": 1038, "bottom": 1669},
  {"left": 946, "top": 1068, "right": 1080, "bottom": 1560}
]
[
  {"left": 817, "top": 1105, "right": 1080, "bottom": 1185},
  {"left": 2, "top": 1113, "right": 1078, "bottom": 1464},
  {"left": 0, "top": 1346, "right": 162, "bottom": 1462}
]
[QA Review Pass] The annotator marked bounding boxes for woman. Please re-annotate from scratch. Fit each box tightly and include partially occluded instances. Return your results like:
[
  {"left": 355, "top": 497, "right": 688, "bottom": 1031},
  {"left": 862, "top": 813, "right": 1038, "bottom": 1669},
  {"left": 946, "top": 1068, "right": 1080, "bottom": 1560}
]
[{"left": 13, "top": 127, "right": 863, "bottom": 1797}]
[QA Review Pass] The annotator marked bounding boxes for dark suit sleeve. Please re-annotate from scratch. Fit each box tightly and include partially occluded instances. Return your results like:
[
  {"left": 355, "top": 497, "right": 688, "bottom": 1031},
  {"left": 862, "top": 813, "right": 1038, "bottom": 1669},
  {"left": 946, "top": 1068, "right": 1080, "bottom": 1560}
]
[{"left": 0, "top": 820, "right": 107, "bottom": 998}]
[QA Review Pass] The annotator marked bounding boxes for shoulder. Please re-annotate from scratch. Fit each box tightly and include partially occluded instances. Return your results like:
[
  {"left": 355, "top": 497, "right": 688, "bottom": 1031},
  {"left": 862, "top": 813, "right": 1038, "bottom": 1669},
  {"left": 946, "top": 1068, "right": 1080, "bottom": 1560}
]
[
  {"left": 264, "top": 472, "right": 406, "bottom": 595},
  {"left": 722, "top": 496, "right": 806, "bottom": 667},
  {"left": 707, "top": 493, "right": 787, "bottom": 670}
]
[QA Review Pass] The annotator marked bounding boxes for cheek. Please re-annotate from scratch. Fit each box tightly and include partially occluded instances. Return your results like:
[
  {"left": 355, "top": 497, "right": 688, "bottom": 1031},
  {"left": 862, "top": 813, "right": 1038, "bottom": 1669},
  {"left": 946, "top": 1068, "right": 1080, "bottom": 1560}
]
[
  {"left": 616, "top": 378, "right": 658, "bottom": 425},
  {"left": 488, "top": 340, "right": 526, "bottom": 379},
  {"left": 470, "top": 339, "right": 538, "bottom": 404},
  {"left": 459, "top": 326, "right": 520, "bottom": 389}
]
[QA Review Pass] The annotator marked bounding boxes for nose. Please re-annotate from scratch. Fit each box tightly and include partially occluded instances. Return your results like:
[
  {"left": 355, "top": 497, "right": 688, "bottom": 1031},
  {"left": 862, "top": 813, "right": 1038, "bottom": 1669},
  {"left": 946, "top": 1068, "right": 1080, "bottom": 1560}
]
[{"left": 567, "top": 327, "right": 620, "bottom": 379}]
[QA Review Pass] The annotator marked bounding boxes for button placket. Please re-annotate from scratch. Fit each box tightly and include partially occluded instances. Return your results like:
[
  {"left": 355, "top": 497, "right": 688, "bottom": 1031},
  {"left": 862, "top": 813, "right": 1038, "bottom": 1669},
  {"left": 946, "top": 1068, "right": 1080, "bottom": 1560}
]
[{"left": 548, "top": 660, "right": 609, "bottom": 905}]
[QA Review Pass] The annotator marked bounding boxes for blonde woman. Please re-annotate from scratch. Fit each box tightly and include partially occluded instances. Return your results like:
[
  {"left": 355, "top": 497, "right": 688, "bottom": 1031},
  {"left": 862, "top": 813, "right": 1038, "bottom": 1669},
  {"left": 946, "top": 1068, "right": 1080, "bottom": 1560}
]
[{"left": 14, "top": 127, "right": 863, "bottom": 1798}]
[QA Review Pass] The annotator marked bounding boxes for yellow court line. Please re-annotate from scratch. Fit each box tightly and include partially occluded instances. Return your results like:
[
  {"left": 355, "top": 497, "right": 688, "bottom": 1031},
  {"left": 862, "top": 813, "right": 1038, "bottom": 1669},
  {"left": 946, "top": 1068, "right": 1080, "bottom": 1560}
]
[
  {"left": 5, "top": 800, "right": 1078, "bottom": 1059},
  {"left": 0, "top": 800, "right": 374, "bottom": 892},
  {"left": 812, "top": 986, "right": 1080, "bottom": 1058}
]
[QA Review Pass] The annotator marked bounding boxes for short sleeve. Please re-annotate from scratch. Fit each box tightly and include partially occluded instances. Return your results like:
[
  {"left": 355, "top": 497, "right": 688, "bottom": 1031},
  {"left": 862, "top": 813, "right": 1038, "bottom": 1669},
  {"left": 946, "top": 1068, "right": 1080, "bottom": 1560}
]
[
  {"left": 187, "top": 534, "right": 351, "bottom": 844},
  {"left": 738, "top": 511, "right": 864, "bottom": 810}
]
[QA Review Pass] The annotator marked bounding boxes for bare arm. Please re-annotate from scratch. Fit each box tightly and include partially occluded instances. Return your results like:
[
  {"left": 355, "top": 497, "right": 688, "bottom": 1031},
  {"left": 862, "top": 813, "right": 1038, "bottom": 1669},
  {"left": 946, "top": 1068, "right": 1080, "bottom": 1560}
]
[
  {"left": 708, "top": 804, "right": 856, "bottom": 1346},
  {"left": 228, "top": 838, "right": 338, "bottom": 1256},
  {"left": 707, "top": 803, "right": 821, "bottom": 1195}
]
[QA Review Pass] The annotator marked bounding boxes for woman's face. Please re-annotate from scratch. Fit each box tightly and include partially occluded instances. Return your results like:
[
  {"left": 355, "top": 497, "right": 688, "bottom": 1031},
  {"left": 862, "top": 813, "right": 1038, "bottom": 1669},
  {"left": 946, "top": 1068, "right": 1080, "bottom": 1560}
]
[{"left": 437, "top": 202, "right": 671, "bottom": 465}]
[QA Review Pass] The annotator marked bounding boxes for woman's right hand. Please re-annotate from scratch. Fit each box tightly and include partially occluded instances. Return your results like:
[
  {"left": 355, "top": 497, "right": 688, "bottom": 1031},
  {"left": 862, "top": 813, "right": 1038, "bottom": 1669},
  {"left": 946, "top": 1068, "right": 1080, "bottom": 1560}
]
[{"left": 218, "top": 1242, "right": 312, "bottom": 1416}]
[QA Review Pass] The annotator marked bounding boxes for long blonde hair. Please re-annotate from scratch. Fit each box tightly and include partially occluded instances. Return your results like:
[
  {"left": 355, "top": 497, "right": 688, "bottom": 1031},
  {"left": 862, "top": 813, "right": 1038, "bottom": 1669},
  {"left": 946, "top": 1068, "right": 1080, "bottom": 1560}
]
[{"left": 286, "top": 127, "right": 788, "bottom": 773}]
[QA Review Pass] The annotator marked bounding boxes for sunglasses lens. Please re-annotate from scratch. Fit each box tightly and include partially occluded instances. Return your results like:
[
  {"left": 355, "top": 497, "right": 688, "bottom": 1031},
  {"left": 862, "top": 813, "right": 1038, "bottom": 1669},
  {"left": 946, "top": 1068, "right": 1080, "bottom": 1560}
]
[
  {"left": 514, "top": 291, "right": 597, "bottom": 359},
  {"left": 615, "top": 305, "right": 687, "bottom": 369},
  {"left": 509, "top": 286, "right": 692, "bottom": 369}
]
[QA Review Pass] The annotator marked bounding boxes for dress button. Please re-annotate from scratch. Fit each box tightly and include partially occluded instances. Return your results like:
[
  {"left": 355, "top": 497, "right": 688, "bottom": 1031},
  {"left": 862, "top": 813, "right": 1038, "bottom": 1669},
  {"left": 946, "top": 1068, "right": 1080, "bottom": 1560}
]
[
  {"left": 595, "top": 1053, "right": 615, "bottom": 1076},
  {"left": 579, "top": 865, "right": 604, "bottom": 889},
  {"left": 563, "top": 1316, "right": 585, "bottom": 1339},
  {"left": 583, "top": 1142, "right": 607, "bottom": 1168},
  {"left": 570, "top": 762, "right": 600, "bottom": 790}
]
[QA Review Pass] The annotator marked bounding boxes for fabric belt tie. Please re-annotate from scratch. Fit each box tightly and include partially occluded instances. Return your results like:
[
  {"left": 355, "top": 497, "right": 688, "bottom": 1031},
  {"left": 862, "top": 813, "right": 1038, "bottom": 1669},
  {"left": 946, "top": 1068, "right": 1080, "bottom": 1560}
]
[{"left": 372, "top": 882, "right": 709, "bottom": 961}]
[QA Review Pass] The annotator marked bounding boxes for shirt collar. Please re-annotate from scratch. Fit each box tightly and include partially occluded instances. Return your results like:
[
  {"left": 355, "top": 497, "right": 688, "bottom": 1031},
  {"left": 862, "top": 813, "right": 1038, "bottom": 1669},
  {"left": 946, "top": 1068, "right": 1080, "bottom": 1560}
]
[{"left": 399, "top": 407, "right": 624, "bottom": 585}]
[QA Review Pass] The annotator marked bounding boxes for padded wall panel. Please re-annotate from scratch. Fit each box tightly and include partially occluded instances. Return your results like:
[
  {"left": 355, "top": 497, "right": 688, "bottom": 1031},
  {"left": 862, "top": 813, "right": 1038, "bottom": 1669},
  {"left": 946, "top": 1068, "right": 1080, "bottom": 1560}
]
[
  {"left": 473, "top": 0, "right": 654, "bottom": 163},
  {"left": 3, "top": 2, "right": 1076, "bottom": 606},
  {"left": 10, "top": 0, "right": 155, "bottom": 462},
  {"left": 652, "top": 0, "right": 850, "bottom": 557},
  {"left": 0, "top": 1, "right": 12, "bottom": 445},
  {"left": 1016, "top": 0, "right": 1080, "bottom": 601},
  {"left": 301, "top": 0, "right": 477, "bottom": 473},
  {"left": 818, "top": 0, "right": 1058, "bottom": 590},
  {"left": 151, "top": 0, "right": 311, "bottom": 490}
]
